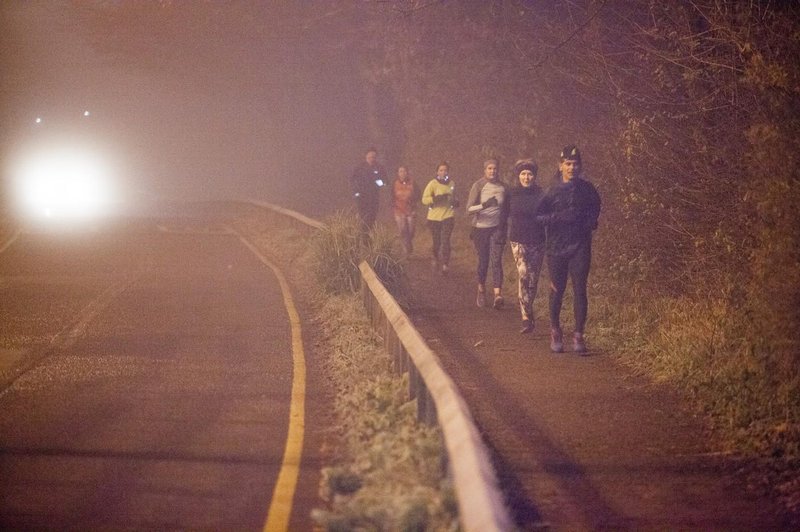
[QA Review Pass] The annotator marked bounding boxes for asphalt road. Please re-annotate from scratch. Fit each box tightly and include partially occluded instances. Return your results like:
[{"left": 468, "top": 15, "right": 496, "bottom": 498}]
[{"left": 0, "top": 219, "right": 319, "bottom": 530}]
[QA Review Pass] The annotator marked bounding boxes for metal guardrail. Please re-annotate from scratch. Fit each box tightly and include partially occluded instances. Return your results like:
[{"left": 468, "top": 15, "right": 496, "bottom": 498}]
[
  {"left": 247, "top": 201, "right": 513, "bottom": 532},
  {"left": 245, "top": 200, "right": 327, "bottom": 231},
  {"left": 359, "top": 263, "right": 513, "bottom": 531}
]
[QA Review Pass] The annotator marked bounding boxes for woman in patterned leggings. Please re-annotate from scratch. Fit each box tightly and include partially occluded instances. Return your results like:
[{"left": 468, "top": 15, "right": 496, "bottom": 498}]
[{"left": 507, "top": 159, "right": 546, "bottom": 333}]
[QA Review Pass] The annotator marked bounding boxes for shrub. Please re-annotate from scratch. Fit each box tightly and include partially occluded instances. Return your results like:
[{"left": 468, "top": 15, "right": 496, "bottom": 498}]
[
  {"left": 310, "top": 211, "right": 408, "bottom": 300},
  {"left": 310, "top": 211, "right": 364, "bottom": 295}
]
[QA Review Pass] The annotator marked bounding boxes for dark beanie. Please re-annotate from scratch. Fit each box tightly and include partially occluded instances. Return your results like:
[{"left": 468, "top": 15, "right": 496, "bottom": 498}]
[
  {"left": 560, "top": 144, "right": 581, "bottom": 162},
  {"left": 513, "top": 159, "right": 538, "bottom": 176}
]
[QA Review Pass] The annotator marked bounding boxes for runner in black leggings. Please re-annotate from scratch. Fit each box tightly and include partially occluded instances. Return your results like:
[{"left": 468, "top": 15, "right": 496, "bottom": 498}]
[
  {"left": 536, "top": 145, "right": 601, "bottom": 353},
  {"left": 466, "top": 158, "right": 510, "bottom": 309}
]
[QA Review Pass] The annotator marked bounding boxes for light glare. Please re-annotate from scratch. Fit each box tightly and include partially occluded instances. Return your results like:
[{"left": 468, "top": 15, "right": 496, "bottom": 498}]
[{"left": 10, "top": 144, "right": 118, "bottom": 221}]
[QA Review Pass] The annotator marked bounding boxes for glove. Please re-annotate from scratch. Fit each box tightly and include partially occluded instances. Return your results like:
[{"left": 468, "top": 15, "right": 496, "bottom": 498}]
[
  {"left": 433, "top": 193, "right": 451, "bottom": 206},
  {"left": 481, "top": 196, "right": 499, "bottom": 209}
]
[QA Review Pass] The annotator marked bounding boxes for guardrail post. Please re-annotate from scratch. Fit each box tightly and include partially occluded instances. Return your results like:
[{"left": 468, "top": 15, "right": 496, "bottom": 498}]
[
  {"left": 408, "top": 364, "right": 419, "bottom": 400},
  {"left": 387, "top": 330, "right": 402, "bottom": 375},
  {"left": 415, "top": 378, "right": 426, "bottom": 420},
  {"left": 400, "top": 344, "right": 409, "bottom": 374},
  {"left": 422, "top": 388, "right": 437, "bottom": 425},
  {"left": 361, "top": 282, "right": 372, "bottom": 321},
  {"left": 417, "top": 382, "right": 429, "bottom": 424}
]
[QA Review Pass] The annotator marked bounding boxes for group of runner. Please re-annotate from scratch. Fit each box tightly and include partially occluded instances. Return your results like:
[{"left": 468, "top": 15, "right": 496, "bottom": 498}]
[{"left": 349, "top": 146, "right": 601, "bottom": 354}]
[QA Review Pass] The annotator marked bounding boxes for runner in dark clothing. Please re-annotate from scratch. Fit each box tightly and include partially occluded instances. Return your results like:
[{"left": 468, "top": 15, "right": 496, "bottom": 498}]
[
  {"left": 350, "top": 147, "right": 387, "bottom": 233},
  {"left": 536, "top": 145, "right": 601, "bottom": 353},
  {"left": 508, "top": 159, "right": 546, "bottom": 334}
]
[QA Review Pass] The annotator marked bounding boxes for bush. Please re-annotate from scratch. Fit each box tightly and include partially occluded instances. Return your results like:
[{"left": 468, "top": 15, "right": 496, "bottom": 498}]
[
  {"left": 311, "top": 211, "right": 408, "bottom": 300},
  {"left": 310, "top": 211, "right": 363, "bottom": 294}
]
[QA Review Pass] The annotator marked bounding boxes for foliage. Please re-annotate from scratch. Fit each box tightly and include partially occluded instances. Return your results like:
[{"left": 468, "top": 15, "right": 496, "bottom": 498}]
[
  {"left": 338, "top": 0, "right": 800, "bottom": 510},
  {"left": 311, "top": 210, "right": 410, "bottom": 301},
  {"left": 311, "top": 294, "right": 457, "bottom": 531},
  {"left": 310, "top": 211, "right": 364, "bottom": 294}
]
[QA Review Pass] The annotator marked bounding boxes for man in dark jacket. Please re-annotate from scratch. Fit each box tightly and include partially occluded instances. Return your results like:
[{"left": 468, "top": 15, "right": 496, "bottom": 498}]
[
  {"left": 350, "top": 147, "right": 387, "bottom": 232},
  {"left": 536, "top": 145, "right": 601, "bottom": 353}
]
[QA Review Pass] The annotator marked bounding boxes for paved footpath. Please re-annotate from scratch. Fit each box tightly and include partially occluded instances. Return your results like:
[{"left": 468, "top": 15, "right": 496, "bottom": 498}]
[{"left": 405, "top": 255, "right": 796, "bottom": 531}]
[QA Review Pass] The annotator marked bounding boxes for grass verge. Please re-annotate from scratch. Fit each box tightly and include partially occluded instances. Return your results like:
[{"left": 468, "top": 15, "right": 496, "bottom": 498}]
[
  {"left": 590, "top": 267, "right": 800, "bottom": 512},
  {"left": 229, "top": 203, "right": 458, "bottom": 530}
]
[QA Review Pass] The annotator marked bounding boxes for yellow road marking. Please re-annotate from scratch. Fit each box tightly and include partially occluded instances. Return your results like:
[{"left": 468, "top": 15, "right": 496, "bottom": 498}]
[{"left": 234, "top": 232, "right": 306, "bottom": 532}]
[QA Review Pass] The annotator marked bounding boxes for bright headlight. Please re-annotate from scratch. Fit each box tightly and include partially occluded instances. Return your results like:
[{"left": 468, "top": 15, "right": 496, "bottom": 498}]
[{"left": 10, "top": 143, "right": 118, "bottom": 221}]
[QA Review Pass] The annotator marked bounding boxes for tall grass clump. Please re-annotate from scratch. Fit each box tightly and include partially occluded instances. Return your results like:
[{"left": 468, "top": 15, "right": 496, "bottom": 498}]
[{"left": 311, "top": 211, "right": 408, "bottom": 300}]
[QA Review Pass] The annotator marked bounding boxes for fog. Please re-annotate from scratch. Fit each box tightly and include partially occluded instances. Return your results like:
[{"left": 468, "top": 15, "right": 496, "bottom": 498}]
[{"left": 0, "top": 2, "right": 370, "bottom": 216}]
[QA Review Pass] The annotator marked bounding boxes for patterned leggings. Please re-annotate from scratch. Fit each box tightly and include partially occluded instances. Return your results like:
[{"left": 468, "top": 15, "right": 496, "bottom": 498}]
[{"left": 510, "top": 241, "right": 545, "bottom": 322}]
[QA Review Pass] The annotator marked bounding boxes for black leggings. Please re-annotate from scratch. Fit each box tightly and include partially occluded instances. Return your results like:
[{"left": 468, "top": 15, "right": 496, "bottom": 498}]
[
  {"left": 472, "top": 226, "right": 505, "bottom": 288},
  {"left": 428, "top": 217, "right": 454, "bottom": 264},
  {"left": 547, "top": 241, "right": 592, "bottom": 333}
]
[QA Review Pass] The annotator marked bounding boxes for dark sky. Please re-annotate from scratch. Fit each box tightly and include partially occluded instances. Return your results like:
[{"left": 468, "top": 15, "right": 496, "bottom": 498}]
[{"left": 1, "top": 2, "right": 368, "bottom": 216}]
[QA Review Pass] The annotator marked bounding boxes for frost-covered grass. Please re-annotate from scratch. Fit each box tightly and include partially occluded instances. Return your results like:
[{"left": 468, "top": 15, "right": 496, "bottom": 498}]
[{"left": 311, "top": 294, "right": 457, "bottom": 531}]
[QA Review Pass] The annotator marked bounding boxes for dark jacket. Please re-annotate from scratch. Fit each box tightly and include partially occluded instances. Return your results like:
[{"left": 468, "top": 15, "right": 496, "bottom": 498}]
[
  {"left": 508, "top": 183, "right": 546, "bottom": 246},
  {"left": 536, "top": 175, "right": 601, "bottom": 256},
  {"left": 350, "top": 162, "right": 387, "bottom": 211}
]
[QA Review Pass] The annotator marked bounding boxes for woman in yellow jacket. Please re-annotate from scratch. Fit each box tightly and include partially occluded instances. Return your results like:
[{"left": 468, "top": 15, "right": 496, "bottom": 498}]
[{"left": 421, "top": 161, "right": 458, "bottom": 274}]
